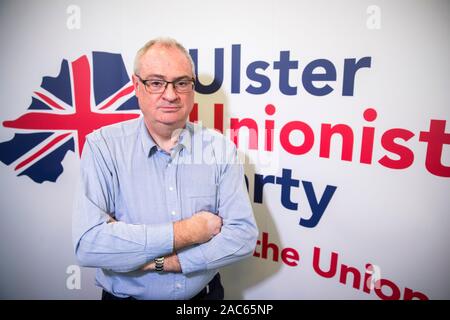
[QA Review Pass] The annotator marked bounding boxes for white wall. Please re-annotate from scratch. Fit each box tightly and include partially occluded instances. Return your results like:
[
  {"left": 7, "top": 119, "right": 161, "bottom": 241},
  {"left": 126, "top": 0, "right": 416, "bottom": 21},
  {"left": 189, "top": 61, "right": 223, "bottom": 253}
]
[{"left": 0, "top": 0, "right": 448, "bottom": 299}]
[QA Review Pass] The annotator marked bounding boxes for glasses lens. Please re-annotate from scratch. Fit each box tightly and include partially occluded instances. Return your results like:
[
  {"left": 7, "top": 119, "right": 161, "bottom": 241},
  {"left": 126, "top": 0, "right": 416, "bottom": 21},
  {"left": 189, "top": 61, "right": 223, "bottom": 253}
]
[
  {"left": 174, "top": 79, "right": 194, "bottom": 93},
  {"left": 146, "top": 80, "right": 166, "bottom": 93},
  {"left": 141, "top": 77, "right": 194, "bottom": 93}
]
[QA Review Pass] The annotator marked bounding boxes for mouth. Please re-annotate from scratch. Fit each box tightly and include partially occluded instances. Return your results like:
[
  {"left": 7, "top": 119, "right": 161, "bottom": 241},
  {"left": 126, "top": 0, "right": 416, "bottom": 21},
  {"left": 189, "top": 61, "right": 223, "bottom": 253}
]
[{"left": 158, "top": 105, "right": 181, "bottom": 112}]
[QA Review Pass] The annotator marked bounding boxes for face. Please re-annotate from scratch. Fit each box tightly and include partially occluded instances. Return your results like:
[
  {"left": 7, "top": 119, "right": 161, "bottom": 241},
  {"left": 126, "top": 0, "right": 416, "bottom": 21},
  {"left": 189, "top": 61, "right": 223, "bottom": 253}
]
[{"left": 133, "top": 44, "right": 195, "bottom": 130}]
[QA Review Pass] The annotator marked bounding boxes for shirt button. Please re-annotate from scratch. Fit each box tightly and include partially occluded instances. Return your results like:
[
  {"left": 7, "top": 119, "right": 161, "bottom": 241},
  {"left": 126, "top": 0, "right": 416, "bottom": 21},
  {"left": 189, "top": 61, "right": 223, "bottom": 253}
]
[
  {"left": 169, "top": 186, "right": 174, "bottom": 191},
  {"left": 171, "top": 211, "right": 176, "bottom": 216},
  {"left": 175, "top": 283, "right": 182, "bottom": 289}
]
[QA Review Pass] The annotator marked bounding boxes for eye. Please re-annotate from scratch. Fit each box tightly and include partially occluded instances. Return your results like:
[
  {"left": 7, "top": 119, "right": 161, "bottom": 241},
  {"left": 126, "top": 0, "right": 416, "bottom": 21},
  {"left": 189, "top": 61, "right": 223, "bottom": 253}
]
[
  {"left": 148, "top": 80, "right": 165, "bottom": 88},
  {"left": 175, "top": 80, "right": 190, "bottom": 88}
]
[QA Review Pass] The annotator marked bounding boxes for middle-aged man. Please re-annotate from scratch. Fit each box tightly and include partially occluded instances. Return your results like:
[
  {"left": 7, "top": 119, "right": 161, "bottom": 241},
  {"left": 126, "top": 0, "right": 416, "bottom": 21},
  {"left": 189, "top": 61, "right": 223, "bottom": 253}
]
[{"left": 72, "top": 37, "right": 258, "bottom": 300}]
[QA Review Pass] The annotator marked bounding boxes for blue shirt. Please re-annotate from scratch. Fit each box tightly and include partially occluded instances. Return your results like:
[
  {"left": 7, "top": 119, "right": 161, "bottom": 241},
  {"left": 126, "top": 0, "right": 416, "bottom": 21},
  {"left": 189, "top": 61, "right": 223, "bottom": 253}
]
[{"left": 72, "top": 117, "right": 258, "bottom": 299}]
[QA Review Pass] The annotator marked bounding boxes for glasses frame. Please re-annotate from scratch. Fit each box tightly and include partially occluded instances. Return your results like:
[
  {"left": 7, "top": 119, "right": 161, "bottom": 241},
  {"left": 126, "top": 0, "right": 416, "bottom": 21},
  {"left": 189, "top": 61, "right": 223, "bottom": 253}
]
[{"left": 135, "top": 75, "right": 195, "bottom": 94}]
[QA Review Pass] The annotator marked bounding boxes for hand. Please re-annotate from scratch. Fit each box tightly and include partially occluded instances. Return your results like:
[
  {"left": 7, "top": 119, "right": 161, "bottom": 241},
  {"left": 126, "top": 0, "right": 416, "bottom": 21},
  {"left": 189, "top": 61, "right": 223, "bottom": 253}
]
[
  {"left": 188, "top": 211, "right": 223, "bottom": 243},
  {"left": 140, "top": 260, "right": 155, "bottom": 271},
  {"left": 107, "top": 216, "right": 116, "bottom": 223},
  {"left": 173, "top": 211, "right": 222, "bottom": 249}
]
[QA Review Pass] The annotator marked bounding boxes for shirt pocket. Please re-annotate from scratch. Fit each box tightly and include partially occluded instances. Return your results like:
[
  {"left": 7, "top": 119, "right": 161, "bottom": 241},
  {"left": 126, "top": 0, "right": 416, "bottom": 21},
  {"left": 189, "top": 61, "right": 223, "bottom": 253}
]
[
  {"left": 188, "top": 193, "right": 217, "bottom": 215},
  {"left": 181, "top": 164, "right": 218, "bottom": 216}
]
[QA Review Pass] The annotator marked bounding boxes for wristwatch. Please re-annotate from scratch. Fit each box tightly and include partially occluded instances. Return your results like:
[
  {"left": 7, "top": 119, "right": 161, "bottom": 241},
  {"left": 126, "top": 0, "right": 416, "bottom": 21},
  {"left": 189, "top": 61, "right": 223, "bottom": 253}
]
[{"left": 155, "top": 257, "right": 164, "bottom": 272}]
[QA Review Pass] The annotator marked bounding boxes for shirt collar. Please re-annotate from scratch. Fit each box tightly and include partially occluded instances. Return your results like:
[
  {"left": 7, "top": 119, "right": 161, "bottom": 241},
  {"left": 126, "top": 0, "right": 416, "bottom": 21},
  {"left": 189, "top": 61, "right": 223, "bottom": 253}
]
[
  {"left": 140, "top": 118, "right": 194, "bottom": 157},
  {"left": 179, "top": 122, "right": 193, "bottom": 155},
  {"left": 140, "top": 118, "right": 157, "bottom": 157}
]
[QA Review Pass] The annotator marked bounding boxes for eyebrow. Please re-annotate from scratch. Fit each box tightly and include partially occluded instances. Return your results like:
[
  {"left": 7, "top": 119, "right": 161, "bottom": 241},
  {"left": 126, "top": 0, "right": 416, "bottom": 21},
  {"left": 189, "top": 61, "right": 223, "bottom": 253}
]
[{"left": 143, "top": 74, "right": 193, "bottom": 81}]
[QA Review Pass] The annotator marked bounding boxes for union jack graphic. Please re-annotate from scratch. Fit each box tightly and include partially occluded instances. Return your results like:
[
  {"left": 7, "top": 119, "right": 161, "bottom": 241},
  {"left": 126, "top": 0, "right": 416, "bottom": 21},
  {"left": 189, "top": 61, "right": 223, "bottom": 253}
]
[{"left": 0, "top": 52, "right": 140, "bottom": 183}]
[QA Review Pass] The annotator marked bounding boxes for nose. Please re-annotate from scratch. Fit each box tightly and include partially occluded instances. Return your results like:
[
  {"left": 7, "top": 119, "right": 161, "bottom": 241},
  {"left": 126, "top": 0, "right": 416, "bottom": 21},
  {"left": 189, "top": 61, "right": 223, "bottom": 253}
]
[{"left": 162, "top": 83, "right": 179, "bottom": 102}]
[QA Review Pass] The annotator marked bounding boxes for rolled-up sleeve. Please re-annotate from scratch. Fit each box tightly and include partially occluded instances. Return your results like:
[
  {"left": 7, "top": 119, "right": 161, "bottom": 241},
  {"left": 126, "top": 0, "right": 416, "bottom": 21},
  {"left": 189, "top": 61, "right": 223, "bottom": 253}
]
[
  {"left": 177, "top": 147, "right": 258, "bottom": 274},
  {"left": 72, "top": 134, "right": 173, "bottom": 273}
]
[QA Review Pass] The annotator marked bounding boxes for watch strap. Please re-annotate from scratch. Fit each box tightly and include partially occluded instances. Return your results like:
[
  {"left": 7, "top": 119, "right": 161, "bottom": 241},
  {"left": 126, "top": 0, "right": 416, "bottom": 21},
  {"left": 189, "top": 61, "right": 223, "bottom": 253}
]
[{"left": 155, "top": 257, "right": 164, "bottom": 272}]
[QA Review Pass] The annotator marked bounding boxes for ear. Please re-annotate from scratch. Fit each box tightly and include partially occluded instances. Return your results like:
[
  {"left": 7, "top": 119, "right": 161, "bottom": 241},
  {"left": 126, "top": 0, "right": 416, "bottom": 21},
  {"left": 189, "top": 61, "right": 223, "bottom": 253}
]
[{"left": 132, "top": 74, "right": 139, "bottom": 93}]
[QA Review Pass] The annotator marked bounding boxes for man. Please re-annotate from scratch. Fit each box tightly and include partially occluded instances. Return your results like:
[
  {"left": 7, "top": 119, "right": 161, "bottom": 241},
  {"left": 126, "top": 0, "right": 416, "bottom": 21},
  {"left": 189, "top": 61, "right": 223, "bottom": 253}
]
[{"left": 72, "top": 37, "right": 258, "bottom": 300}]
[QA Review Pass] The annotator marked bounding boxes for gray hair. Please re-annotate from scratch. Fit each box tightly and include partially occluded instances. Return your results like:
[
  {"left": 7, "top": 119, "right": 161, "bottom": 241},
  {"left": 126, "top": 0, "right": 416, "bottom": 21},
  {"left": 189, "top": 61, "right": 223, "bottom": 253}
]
[{"left": 133, "top": 37, "right": 196, "bottom": 78}]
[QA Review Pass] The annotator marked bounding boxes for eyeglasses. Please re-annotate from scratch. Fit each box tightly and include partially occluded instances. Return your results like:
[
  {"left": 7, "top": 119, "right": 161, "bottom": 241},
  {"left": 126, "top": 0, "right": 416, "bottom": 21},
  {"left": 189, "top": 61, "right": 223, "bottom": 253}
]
[{"left": 136, "top": 75, "right": 195, "bottom": 94}]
